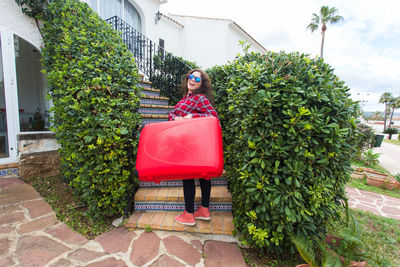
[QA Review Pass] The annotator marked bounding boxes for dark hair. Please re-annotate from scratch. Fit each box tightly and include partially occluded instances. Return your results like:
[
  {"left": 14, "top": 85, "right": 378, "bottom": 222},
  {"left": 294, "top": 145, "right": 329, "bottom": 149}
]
[{"left": 181, "top": 69, "right": 214, "bottom": 105}]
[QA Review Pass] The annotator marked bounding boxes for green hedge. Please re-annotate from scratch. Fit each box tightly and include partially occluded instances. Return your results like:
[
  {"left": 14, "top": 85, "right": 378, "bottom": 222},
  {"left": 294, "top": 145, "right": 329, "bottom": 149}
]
[
  {"left": 208, "top": 51, "right": 359, "bottom": 253},
  {"left": 41, "top": 0, "right": 142, "bottom": 219}
]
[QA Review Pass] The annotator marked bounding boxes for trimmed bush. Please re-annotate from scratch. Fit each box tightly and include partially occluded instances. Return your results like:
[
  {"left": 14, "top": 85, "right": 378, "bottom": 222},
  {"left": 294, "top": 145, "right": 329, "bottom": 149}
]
[
  {"left": 41, "top": 0, "right": 142, "bottom": 219},
  {"left": 208, "top": 50, "right": 359, "bottom": 253},
  {"left": 355, "top": 123, "right": 375, "bottom": 153}
]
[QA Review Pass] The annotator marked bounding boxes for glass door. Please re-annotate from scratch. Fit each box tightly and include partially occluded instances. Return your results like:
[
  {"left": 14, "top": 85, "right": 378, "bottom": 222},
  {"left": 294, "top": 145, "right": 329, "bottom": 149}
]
[
  {"left": 0, "top": 31, "right": 18, "bottom": 163},
  {"left": 0, "top": 36, "right": 9, "bottom": 158}
]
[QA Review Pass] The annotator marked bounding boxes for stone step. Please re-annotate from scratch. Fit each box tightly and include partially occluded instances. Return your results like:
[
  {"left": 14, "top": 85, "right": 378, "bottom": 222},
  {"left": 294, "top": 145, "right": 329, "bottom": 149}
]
[
  {"left": 134, "top": 202, "right": 232, "bottom": 212},
  {"left": 125, "top": 210, "right": 234, "bottom": 235},
  {"left": 139, "top": 178, "right": 228, "bottom": 188},
  {"left": 138, "top": 80, "right": 152, "bottom": 87},
  {"left": 140, "top": 96, "right": 169, "bottom": 106}
]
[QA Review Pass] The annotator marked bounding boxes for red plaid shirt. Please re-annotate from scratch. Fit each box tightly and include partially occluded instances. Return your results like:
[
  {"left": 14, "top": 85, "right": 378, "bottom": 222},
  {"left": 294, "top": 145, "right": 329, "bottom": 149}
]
[{"left": 168, "top": 94, "right": 218, "bottom": 121}]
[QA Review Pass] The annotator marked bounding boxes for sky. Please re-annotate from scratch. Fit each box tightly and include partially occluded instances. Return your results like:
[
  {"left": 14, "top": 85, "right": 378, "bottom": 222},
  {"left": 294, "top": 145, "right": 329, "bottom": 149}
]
[{"left": 161, "top": 0, "right": 400, "bottom": 112}]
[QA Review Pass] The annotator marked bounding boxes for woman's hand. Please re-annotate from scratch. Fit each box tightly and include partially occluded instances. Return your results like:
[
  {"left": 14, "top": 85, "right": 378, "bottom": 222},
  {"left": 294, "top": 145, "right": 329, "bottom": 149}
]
[{"left": 174, "top": 114, "right": 193, "bottom": 121}]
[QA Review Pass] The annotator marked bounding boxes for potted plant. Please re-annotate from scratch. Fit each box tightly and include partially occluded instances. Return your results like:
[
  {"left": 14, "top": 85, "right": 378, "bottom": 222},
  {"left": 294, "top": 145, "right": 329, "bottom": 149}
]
[
  {"left": 361, "top": 150, "right": 381, "bottom": 167},
  {"left": 366, "top": 173, "right": 396, "bottom": 190},
  {"left": 292, "top": 215, "right": 367, "bottom": 267},
  {"left": 291, "top": 234, "right": 341, "bottom": 267},
  {"left": 394, "top": 174, "right": 400, "bottom": 189}
]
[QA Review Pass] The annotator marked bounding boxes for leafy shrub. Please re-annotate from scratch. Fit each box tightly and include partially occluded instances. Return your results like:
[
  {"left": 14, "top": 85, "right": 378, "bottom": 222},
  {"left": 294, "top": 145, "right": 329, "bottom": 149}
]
[
  {"left": 383, "top": 128, "right": 399, "bottom": 134},
  {"left": 361, "top": 149, "right": 381, "bottom": 167},
  {"left": 354, "top": 123, "right": 375, "bottom": 154},
  {"left": 383, "top": 127, "right": 399, "bottom": 140},
  {"left": 393, "top": 174, "right": 400, "bottom": 183},
  {"left": 40, "top": 0, "right": 142, "bottom": 219},
  {"left": 208, "top": 50, "right": 359, "bottom": 253}
]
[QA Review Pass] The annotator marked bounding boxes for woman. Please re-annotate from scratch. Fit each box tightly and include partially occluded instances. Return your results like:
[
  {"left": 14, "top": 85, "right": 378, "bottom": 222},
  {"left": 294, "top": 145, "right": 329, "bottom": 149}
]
[{"left": 168, "top": 69, "right": 219, "bottom": 226}]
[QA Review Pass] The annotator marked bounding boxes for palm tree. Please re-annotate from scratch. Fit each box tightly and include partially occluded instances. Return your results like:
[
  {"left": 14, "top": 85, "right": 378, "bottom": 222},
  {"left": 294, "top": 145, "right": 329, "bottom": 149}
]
[
  {"left": 373, "top": 111, "right": 383, "bottom": 121},
  {"left": 307, "top": 6, "right": 343, "bottom": 58},
  {"left": 379, "top": 92, "right": 394, "bottom": 131},
  {"left": 388, "top": 96, "right": 400, "bottom": 129}
]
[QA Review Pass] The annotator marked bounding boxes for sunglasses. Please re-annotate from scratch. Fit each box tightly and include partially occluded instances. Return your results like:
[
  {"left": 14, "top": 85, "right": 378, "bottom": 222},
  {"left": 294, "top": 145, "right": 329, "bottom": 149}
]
[{"left": 188, "top": 74, "right": 202, "bottom": 83}]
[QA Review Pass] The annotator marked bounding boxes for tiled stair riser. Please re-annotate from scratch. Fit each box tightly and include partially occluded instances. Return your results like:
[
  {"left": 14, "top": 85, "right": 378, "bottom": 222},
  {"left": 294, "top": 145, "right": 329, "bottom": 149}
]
[
  {"left": 141, "top": 91, "right": 160, "bottom": 97},
  {"left": 0, "top": 168, "right": 19, "bottom": 177},
  {"left": 137, "top": 82, "right": 152, "bottom": 88},
  {"left": 142, "top": 118, "right": 169, "bottom": 125},
  {"left": 139, "top": 178, "right": 228, "bottom": 188},
  {"left": 138, "top": 108, "right": 171, "bottom": 115},
  {"left": 140, "top": 99, "right": 169, "bottom": 106}
]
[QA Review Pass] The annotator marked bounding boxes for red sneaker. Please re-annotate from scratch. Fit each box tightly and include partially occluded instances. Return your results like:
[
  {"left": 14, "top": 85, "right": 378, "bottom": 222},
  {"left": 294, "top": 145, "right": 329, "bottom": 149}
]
[
  {"left": 194, "top": 206, "right": 211, "bottom": 221},
  {"left": 175, "top": 210, "right": 196, "bottom": 226}
]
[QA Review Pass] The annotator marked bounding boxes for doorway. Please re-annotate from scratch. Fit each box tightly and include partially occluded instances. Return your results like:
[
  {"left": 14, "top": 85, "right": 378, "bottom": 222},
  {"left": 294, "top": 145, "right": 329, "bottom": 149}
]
[{"left": 0, "top": 30, "right": 49, "bottom": 164}]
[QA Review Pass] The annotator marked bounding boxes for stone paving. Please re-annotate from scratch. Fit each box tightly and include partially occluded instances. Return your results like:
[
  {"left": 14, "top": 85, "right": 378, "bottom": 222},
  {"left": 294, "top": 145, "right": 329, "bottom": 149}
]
[
  {"left": 2, "top": 176, "right": 400, "bottom": 267},
  {"left": 0, "top": 177, "right": 247, "bottom": 267},
  {"left": 346, "top": 186, "right": 400, "bottom": 220}
]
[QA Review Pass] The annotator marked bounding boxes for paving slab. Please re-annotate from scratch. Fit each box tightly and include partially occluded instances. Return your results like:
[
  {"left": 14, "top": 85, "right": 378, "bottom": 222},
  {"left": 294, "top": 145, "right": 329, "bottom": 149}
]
[
  {"left": 204, "top": 240, "right": 248, "bottom": 267},
  {"left": 163, "top": 235, "right": 202, "bottom": 266},
  {"left": 130, "top": 232, "right": 161, "bottom": 266},
  {"left": 15, "top": 235, "right": 69, "bottom": 267}
]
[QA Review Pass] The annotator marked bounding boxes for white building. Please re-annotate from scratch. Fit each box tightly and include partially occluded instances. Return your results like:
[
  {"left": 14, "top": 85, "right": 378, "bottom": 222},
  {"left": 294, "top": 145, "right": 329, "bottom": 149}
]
[
  {"left": 0, "top": 0, "right": 266, "bottom": 166},
  {"left": 158, "top": 14, "right": 266, "bottom": 68}
]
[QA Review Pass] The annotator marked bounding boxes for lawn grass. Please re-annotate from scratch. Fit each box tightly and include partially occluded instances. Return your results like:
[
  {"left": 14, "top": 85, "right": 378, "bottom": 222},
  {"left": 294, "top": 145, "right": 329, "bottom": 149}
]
[
  {"left": 242, "top": 209, "right": 400, "bottom": 266},
  {"left": 384, "top": 139, "right": 400, "bottom": 145},
  {"left": 352, "top": 161, "right": 391, "bottom": 175},
  {"left": 327, "top": 209, "right": 400, "bottom": 266},
  {"left": 21, "top": 175, "right": 114, "bottom": 239}
]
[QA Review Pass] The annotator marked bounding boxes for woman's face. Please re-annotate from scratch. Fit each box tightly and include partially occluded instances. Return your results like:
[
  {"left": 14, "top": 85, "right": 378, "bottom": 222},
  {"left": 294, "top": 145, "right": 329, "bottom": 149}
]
[{"left": 187, "top": 71, "right": 202, "bottom": 93}]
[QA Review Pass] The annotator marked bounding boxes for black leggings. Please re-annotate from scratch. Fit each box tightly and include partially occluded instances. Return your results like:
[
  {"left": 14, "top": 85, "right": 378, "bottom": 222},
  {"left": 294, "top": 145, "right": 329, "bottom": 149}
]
[{"left": 183, "top": 179, "right": 211, "bottom": 213}]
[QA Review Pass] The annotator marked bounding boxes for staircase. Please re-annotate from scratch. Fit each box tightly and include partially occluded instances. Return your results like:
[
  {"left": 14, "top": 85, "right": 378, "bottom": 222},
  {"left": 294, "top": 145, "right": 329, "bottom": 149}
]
[{"left": 125, "top": 79, "right": 234, "bottom": 235}]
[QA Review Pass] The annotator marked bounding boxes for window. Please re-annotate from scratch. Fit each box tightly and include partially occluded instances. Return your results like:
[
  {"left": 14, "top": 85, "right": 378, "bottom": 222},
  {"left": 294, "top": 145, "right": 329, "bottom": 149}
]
[
  {"left": 89, "top": 0, "right": 142, "bottom": 32},
  {"left": 124, "top": 0, "right": 142, "bottom": 31},
  {"left": 159, "top": 38, "right": 165, "bottom": 59}
]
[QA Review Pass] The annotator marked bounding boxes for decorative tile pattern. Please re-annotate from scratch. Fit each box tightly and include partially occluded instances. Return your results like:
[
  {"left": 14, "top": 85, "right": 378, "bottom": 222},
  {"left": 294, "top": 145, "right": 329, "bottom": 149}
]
[
  {"left": 137, "top": 82, "right": 152, "bottom": 88},
  {"left": 138, "top": 108, "right": 171, "bottom": 115},
  {"left": 141, "top": 91, "right": 160, "bottom": 97},
  {"left": 142, "top": 119, "right": 168, "bottom": 125},
  {"left": 0, "top": 168, "right": 19, "bottom": 177},
  {"left": 140, "top": 99, "right": 169, "bottom": 106},
  {"left": 134, "top": 202, "right": 232, "bottom": 211},
  {"left": 139, "top": 178, "right": 228, "bottom": 188}
]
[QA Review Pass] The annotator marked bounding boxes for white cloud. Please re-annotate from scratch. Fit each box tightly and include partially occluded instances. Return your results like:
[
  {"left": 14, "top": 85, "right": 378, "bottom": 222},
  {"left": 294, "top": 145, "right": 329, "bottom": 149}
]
[{"left": 161, "top": 0, "right": 400, "bottom": 111}]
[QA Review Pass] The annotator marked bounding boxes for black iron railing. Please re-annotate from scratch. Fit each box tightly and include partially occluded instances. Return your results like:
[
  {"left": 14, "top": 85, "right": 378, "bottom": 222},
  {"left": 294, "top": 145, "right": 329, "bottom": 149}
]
[{"left": 106, "top": 16, "right": 191, "bottom": 104}]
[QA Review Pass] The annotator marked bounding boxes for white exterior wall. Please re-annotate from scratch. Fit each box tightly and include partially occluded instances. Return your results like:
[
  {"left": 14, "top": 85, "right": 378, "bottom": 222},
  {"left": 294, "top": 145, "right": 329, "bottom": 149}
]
[
  {"left": 170, "top": 16, "right": 230, "bottom": 69},
  {"left": 228, "top": 23, "right": 266, "bottom": 59},
  {"left": 0, "top": 0, "right": 42, "bottom": 50},
  {"left": 169, "top": 15, "right": 266, "bottom": 69},
  {"left": 157, "top": 17, "right": 184, "bottom": 58}
]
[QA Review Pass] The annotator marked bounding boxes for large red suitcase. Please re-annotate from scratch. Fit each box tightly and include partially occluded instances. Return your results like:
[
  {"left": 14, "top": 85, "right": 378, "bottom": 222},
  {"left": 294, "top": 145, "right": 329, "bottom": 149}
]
[{"left": 136, "top": 116, "right": 223, "bottom": 182}]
